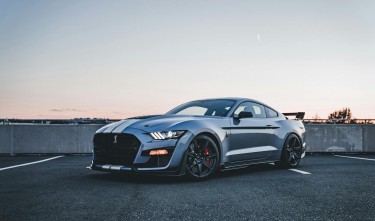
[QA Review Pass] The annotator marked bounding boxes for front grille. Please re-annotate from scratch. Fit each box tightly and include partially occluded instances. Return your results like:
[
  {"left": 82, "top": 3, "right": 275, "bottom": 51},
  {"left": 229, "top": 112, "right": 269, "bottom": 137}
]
[{"left": 93, "top": 133, "right": 141, "bottom": 166}]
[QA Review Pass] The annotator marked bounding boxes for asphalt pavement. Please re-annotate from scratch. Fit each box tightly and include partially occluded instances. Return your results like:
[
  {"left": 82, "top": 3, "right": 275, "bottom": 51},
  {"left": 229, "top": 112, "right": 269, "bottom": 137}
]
[{"left": 0, "top": 154, "right": 374, "bottom": 221}]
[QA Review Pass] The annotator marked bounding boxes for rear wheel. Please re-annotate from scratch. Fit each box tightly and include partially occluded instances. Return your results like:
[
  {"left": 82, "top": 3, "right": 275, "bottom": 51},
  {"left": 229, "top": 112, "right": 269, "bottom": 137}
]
[
  {"left": 185, "top": 135, "right": 219, "bottom": 181},
  {"left": 276, "top": 134, "right": 302, "bottom": 168}
]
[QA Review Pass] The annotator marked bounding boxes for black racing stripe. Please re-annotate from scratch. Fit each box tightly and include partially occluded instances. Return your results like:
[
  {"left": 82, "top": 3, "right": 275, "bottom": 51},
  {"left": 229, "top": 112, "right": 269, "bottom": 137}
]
[{"left": 222, "top": 127, "right": 280, "bottom": 130}]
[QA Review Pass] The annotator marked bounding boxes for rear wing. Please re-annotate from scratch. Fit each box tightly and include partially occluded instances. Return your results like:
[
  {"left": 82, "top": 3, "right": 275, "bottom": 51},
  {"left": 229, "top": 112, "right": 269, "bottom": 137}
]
[{"left": 283, "top": 112, "right": 305, "bottom": 120}]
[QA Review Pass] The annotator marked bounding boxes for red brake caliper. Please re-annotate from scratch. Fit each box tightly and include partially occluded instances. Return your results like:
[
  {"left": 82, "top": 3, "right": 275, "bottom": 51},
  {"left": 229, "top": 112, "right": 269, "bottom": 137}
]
[{"left": 203, "top": 148, "right": 211, "bottom": 166}]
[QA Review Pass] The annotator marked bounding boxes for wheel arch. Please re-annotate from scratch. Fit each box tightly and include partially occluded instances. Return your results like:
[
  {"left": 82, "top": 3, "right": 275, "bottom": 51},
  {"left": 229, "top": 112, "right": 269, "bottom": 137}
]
[{"left": 283, "top": 131, "right": 303, "bottom": 147}]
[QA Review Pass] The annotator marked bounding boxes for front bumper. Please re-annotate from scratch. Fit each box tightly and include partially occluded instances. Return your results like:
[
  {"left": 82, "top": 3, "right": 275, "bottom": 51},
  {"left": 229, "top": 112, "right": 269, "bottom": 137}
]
[
  {"left": 90, "top": 128, "right": 194, "bottom": 176},
  {"left": 89, "top": 163, "right": 184, "bottom": 176}
]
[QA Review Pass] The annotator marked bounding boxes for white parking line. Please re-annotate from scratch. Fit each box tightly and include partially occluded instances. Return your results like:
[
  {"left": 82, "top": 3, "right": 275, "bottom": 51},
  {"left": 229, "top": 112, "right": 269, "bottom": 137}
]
[
  {"left": 335, "top": 155, "right": 375, "bottom": 162},
  {"left": 0, "top": 156, "right": 64, "bottom": 171},
  {"left": 289, "top": 169, "right": 311, "bottom": 175}
]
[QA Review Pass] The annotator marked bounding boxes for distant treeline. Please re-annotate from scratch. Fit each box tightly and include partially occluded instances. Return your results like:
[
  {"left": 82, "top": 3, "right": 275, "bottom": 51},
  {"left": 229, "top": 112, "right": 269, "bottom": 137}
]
[{"left": 304, "top": 107, "right": 374, "bottom": 124}]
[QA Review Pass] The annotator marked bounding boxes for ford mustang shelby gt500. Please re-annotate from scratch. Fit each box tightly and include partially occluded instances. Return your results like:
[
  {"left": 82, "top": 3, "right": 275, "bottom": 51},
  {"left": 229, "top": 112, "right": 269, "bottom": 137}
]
[{"left": 90, "top": 98, "right": 306, "bottom": 180}]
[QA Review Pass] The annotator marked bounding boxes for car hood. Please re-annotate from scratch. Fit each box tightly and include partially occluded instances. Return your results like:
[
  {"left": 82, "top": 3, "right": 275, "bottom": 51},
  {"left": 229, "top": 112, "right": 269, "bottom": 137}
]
[{"left": 99, "top": 115, "right": 218, "bottom": 133}]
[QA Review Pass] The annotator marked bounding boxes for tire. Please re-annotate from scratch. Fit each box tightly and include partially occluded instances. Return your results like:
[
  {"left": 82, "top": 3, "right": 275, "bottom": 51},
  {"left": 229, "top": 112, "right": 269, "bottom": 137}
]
[
  {"left": 276, "top": 134, "right": 302, "bottom": 168},
  {"left": 184, "top": 135, "right": 220, "bottom": 181}
]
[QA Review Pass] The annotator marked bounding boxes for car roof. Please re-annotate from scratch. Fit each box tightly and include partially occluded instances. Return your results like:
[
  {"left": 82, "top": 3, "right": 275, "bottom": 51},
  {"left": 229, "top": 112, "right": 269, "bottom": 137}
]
[{"left": 195, "top": 97, "right": 264, "bottom": 104}]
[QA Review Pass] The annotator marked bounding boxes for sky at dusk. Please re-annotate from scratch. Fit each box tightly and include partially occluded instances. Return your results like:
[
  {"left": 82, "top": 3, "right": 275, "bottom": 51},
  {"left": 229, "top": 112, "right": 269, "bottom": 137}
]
[{"left": 0, "top": 0, "right": 374, "bottom": 119}]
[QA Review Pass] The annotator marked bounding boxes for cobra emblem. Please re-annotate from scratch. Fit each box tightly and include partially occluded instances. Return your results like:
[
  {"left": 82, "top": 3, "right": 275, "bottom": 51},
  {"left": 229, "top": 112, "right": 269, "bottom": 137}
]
[{"left": 113, "top": 135, "right": 118, "bottom": 144}]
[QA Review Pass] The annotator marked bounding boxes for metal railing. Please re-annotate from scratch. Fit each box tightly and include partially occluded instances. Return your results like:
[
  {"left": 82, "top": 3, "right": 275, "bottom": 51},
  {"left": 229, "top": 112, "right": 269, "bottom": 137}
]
[
  {"left": 0, "top": 118, "right": 121, "bottom": 125},
  {"left": 303, "top": 119, "right": 374, "bottom": 124}
]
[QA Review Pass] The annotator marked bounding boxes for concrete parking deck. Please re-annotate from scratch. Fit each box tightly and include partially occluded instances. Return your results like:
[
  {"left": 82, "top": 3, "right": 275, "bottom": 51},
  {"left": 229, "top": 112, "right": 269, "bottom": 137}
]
[{"left": 0, "top": 154, "right": 374, "bottom": 220}]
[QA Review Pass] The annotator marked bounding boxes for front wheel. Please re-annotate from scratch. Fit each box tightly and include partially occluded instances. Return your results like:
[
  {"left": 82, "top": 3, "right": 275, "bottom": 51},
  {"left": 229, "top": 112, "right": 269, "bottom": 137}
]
[
  {"left": 276, "top": 134, "right": 302, "bottom": 168},
  {"left": 185, "top": 135, "right": 219, "bottom": 181}
]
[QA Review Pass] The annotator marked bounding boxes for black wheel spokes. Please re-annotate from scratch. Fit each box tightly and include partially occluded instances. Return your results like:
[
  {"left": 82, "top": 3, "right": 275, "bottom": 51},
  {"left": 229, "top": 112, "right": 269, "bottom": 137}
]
[
  {"left": 202, "top": 161, "right": 213, "bottom": 172},
  {"left": 291, "top": 138, "right": 297, "bottom": 149},
  {"left": 204, "top": 154, "right": 217, "bottom": 160},
  {"left": 287, "top": 137, "right": 302, "bottom": 165},
  {"left": 187, "top": 161, "right": 196, "bottom": 170},
  {"left": 187, "top": 152, "right": 195, "bottom": 158},
  {"left": 288, "top": 151, "right": 298, "bottom": 164},
  {"left": 288, "top": 152, "right": 294, "bottom": 162},
  {"left": 186, "top": 138, "right": 217, "bottom": 178},
  {"left": 193, "top": 140, "right": 200, "bottom": 153},
  {"left": 202, "top": 140, "right": 209, "bottom": 152},
  {"left": 197, "top": 163, "right": 202, "bottom": 176}
]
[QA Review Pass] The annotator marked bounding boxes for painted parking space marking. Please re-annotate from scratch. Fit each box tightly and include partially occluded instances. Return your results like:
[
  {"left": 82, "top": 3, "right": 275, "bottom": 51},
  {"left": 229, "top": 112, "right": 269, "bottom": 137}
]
[
  {"left": 0, "top": 156, "right": 64, "bottom": 171},
  {"left": 289, "top": 169, "right": 311, "bottom": 175},
  {"left": 335, "top": 155, "right": 375, "bottom": 162}
]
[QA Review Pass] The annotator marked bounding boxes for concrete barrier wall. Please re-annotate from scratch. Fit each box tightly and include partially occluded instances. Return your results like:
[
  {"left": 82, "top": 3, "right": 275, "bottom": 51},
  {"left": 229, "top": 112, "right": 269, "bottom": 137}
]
[
  {"left": 0, "top": 124, "right": 374, "bottom": 154},
  {"left": 0, "top": 124, "right": 103, "bottom": 154},
  {"left": 305, "top": 124, "right": 375, "bottom": 152}
]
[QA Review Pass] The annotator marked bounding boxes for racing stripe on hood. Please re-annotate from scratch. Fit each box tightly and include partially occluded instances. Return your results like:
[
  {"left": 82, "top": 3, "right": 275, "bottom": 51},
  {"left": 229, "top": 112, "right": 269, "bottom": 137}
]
[
  {"left": 102, "top": 120, "right": 127, "bottom": 133},
  {"left": 111, "top": 119, "right": 139, "bottom": 133}
]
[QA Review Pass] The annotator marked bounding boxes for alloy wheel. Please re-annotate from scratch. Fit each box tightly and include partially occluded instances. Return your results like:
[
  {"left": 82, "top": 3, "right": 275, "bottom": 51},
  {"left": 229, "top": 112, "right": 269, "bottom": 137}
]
[
  {"left": 285, "top": 135, "right": 302, "bottom": 167},
  {"left": 186, "top": 135, "right": 219, "bottom": 179}
]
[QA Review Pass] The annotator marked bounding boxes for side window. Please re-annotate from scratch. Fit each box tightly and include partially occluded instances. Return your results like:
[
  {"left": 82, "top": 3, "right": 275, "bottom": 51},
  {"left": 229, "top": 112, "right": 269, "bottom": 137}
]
[
  {"left": 233, "top": 102, "right": 266, "bottom": 118},
  {"left": 266, "top": 107, "right": 278, "bottom": 118},
  {"left": 252, "top": 103, "right": 266, "bottom": 118}
]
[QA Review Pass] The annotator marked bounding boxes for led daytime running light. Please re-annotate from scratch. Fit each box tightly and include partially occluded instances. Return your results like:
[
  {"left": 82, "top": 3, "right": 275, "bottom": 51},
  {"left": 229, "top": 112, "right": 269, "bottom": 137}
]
[{"left": 150, "top": 130, "right": 185, "bottom": 140}]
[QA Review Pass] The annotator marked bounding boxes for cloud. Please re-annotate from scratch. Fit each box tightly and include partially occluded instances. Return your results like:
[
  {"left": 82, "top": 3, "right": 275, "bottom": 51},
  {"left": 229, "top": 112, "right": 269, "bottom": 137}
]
[
  {"left": 49, "top": 108, "right": 86, "bottom": 112},
  {"left": 112, "top": 111, "right": 125, "bottom": 115}
]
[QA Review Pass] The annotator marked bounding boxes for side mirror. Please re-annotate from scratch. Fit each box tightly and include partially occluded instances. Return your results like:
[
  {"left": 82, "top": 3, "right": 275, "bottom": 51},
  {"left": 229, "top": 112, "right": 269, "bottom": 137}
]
[{"left": 235, "top": 111, "right": 253, "bottom": 120}]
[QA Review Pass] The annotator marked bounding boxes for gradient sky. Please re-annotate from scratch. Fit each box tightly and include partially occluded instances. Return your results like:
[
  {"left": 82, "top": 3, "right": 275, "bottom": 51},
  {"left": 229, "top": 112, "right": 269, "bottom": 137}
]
[{"left": 0, "top": 0, "right": 374, "bottom": 119}]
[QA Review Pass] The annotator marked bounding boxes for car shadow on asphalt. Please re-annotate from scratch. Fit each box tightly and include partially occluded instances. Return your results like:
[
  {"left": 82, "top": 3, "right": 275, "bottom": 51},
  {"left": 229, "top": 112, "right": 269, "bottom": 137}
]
[{"left": 87, "top": 163, "right": 282, "bottom": 184}]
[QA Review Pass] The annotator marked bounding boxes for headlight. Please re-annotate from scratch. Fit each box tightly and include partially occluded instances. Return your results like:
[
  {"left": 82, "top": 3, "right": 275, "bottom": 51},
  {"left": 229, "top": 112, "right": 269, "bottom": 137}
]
[{"left": 149, "top": 130, "right": 186, "bottom": 140}]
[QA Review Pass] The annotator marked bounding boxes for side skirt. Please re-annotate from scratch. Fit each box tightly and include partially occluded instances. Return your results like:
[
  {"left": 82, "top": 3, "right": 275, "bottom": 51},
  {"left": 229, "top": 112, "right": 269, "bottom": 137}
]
[{"left": 221, "top": 158, "right": 277, "bottom": 171}]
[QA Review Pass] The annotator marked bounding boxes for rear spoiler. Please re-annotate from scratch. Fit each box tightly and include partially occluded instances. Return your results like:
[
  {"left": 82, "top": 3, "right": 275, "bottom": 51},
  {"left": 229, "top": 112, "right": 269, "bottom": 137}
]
[{"left": 283, "top": 112, "right": 305, "bottom": 120}]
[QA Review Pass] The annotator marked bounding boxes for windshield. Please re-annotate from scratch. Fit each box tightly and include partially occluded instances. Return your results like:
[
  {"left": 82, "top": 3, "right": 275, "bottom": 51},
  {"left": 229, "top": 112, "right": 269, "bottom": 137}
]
[{"left": 166, "top": 99, "right": 236, "bottom": 117}]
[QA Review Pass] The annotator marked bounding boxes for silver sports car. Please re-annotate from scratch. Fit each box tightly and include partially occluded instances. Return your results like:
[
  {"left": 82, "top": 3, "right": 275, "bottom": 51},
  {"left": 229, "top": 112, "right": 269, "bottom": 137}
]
[{"left": 90, "top": 98, "right": 306, "bottom": 180}]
